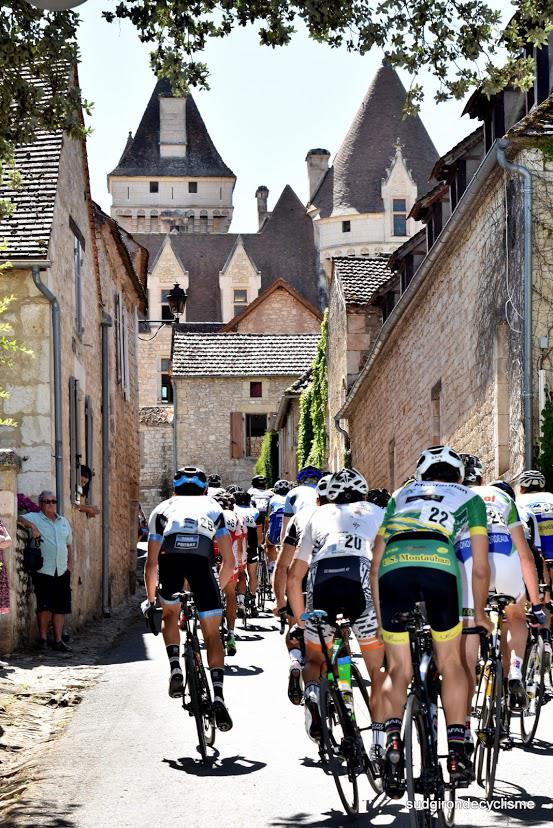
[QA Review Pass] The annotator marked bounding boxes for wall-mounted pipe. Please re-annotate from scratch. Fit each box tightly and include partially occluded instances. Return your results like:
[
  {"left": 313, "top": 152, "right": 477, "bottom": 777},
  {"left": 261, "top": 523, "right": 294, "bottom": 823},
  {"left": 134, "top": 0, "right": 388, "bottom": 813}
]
[
  {"left": 101, "top": 310, "right": 112, "bottom": 617},
  {"left": 496, "top": 139, "right": 533, "bottom": 467},
  {"left": 32, "top": 266, "right": 64, "bottom": 512}
]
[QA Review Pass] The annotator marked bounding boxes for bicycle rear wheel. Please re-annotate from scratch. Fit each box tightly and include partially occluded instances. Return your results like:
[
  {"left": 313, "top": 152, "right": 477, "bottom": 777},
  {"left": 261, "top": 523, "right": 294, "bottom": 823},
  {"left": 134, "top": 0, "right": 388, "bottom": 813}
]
[
  {"left": 521, "top": 636, "right": 545, "bottom": 746},
  {"left": 319, "top": 677, "right": 360, "bottom": 816},
  {"left": 351, "top": 662, "right": 382, "bottom": 794},
  {"left": 404, "top": 694, "right": 433, "bottom": 828},
  {"left": 185, "top": 648, "right": 215, "bottom": 761},
  {"left": 482, "top": 659, "right": 502, "bottom": 801}
]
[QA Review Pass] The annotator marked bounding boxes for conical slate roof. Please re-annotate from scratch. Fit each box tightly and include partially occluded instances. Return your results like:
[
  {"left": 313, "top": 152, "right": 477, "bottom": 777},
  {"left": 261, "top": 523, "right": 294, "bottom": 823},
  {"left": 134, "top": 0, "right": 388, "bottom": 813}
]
[
  {"left": 109, "top": 79, "right": 235, "bottom": 179},
  {"left": 311, "top": 63, "right": 438, "bottom": 217}
]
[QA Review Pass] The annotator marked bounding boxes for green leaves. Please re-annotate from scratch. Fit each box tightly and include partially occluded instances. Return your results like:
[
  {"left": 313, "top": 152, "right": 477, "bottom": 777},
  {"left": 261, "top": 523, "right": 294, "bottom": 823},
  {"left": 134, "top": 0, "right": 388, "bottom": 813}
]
[
  {"left": 297, "top": 310, "right": 328, "bottom": 470},
  {"left": 255, "top": 430, "right": 277, "bottom": 485}
]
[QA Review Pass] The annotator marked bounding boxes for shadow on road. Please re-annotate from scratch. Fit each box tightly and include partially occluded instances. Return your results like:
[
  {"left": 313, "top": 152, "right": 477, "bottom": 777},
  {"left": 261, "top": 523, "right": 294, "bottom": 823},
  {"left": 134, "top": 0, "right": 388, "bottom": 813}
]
[
  {"left": 3, "top": 799, "right": 80, "bottom": 828},
  {"left": 163, "top": 753, "right": 266, "bottom": 777},
  {"left": 269, "top": 806, "right": 397, "bottom": 827},
  {"left": 517, "top": 736, "right": 553, "bottom": 757},
  {"left": 233, "top": 633, "right": 263, "bottom": 642},
  {"left": 224, "top": 664, "right": 263, "bottom": 676}
]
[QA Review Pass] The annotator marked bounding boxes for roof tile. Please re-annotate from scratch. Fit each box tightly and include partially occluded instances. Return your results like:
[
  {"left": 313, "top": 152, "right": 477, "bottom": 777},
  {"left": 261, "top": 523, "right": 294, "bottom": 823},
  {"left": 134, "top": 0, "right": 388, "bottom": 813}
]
[{"left": 333, "top": 256, "right": 392, "bottom": 304}]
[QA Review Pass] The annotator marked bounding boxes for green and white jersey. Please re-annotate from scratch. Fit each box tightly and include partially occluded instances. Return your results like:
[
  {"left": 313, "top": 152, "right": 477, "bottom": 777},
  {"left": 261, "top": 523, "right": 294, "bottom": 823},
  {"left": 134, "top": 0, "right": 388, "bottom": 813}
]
[
  {"left": 455, "top": 484, "right": 520, "bottom": 565},
  {"left": 378, "top": 481, "right": 487, "bottom": 575}
]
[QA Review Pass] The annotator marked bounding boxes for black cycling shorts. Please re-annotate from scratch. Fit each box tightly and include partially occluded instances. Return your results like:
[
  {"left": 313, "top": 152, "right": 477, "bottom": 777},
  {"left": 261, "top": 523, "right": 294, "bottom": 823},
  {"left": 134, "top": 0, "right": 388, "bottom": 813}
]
[
  {"left": 246, "top": 527, "right": 259, "bottom": 564},
  {"left": 379, "top": 566, "right": 461, "bottom": 644},
  {"left": 158, "top": 552, "right": 222, "bottom": 617}
]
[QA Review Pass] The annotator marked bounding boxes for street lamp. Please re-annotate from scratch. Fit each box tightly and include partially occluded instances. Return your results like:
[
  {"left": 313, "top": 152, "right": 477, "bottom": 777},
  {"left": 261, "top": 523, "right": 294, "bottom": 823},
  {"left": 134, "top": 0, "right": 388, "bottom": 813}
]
[
  {"left": 26, "top": 0, "right": 87, "bottom": 9},
  {"left": 167, "top": 283, "right": 187, "bottom": 321}
]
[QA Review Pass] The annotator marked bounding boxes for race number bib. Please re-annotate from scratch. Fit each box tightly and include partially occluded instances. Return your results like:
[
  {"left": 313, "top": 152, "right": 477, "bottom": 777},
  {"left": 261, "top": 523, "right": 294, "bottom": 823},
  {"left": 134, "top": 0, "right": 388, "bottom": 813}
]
[{"left": 419, "top": 503, "right": 454, "bottom": 533}]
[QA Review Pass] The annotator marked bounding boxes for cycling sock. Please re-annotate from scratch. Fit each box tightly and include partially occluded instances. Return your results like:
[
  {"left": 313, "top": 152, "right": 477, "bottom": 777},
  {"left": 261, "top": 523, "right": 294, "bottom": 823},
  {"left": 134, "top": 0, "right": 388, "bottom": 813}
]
[
  {"left": 384, "top": 717, "right": 402, "bottom": 744},
  {"left": 237, "top": 593, "right": 245, "bottom": 606},
  {"left": 210, "top": 667, "right": 225, "bottom": 700},
  {"left": 447, "top": 724, "right": 466, "bottom": 754},
  {"left": 509, "top": 653, "right": 523, "bottom": 679},
  {"left": 464, "top": 717, "right": 472, "bottom": 741},
  {"left": 166, "top": 645, "right": 180, "bottom": 672},
  {"left": 372, "top": 722, "right": 385, "bottom": 748},
  {"left": 267, "top": 561, "right": 276, "bottom": 575},
  {"left": 289, "top": 648, "right": 302, "bottom": 665}
]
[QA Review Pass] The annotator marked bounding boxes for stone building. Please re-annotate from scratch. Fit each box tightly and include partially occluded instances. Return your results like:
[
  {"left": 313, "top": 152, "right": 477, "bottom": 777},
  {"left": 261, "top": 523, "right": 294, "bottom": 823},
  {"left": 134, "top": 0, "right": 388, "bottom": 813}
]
[
  {"left": 275, "top": 370, "right": 312, "bottom": 481},
  {"left": 171, "top": 331, "right": 319, "bottom": 487},
  {"left": 338, "top": 51, "right": 553, "bottom": 488},
  {"left": 0, "top": 71, "right": 147, "bottom": 651}
]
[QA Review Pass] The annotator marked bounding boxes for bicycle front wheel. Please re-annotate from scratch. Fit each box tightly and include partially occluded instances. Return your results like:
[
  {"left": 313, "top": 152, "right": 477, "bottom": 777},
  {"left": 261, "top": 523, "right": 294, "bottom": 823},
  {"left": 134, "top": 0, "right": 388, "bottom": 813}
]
[
  {"left": 185, "top": 648, "right": 215, "bottom": 761},
  {"left": 404, "top": 693, "right": 433, "bottom": 828},
  {"left": 319, "top": 677, "right": 360, "bottom": 816},
  {"left": 521, "top": 636, "right": 545, "bottom": 746}
]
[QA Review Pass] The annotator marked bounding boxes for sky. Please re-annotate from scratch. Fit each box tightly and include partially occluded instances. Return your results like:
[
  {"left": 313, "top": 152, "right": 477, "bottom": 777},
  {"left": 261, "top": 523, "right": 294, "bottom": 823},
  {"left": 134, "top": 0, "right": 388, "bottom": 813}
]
[{"left": 77, "top": 0, "right": 513, "bottom": 233}]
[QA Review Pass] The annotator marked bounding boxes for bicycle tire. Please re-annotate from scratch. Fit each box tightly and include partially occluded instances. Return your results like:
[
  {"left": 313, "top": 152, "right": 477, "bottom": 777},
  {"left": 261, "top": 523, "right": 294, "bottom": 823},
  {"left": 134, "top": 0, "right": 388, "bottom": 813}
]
[
  {"left": 405, "top": 694, "right": 433, "bottom": 828},
  {"left": 521, "top": 636, "right": 545, "bottom": 746},
  {"left": 474, "top": 659, "right": 492, "bottom": 788},
  {"left": 184, "top": 648, "right": 215, "bottom": 760},
  {"left": 350, "top": 663, "right": 382, "bottom": 794},
  {"left": 484, "top": 658, "right": 503, "bottom": 801},
  {"left": 319, "top": 677, "right": 360, "bottom": 816}
]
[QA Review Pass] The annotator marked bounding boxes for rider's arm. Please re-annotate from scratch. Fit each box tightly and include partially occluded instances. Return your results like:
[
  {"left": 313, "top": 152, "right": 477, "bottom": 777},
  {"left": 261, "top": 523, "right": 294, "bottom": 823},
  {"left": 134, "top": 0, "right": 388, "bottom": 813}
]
[
  {"left": 470, "top": 533, "right": 492, "bottom": 631},
  {"left": 511, "top": 524, "right": 541, "bottom": 604},
  {"left": 145, "top": 539, "right": 161, "bottom": 603},
  {"left": 217, "top": 531, "right": 234, "bottom": 591},
  {"left": 287, "top": 557, "right": 308, "bottom": 624}
]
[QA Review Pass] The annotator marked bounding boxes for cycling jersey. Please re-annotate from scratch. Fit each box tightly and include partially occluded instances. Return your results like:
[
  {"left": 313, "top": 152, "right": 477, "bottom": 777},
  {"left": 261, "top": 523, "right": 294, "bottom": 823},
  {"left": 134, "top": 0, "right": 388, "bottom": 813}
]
[
  {"left": 517, "top": 491, "right": 553, "bottom": 560},
  {"left": 267, "top": 493, "right": 286, "bottom": 545},
  {"left": 283, "top": 506, "right": 316, "bottom": 547},
  {"left": 248, "top": 487, "right": 273, "bottom": 515},
  {"left": 235, "top": 504, "right": 262, "bottom": 564},
  {"left": 207, "top": 486, "right": 225, "bottom": 498},
  {"left": 518, "top": 502, "right": 541, "bottom": 551},
  {"left": 148, "top": 495, "right": 228, "bottom": 560},
  {"left": 297, "top": 501, "right": 383, "bottom": 566},
  {"left": 283, "top": 484, "right": 318, "bottom": 518}
]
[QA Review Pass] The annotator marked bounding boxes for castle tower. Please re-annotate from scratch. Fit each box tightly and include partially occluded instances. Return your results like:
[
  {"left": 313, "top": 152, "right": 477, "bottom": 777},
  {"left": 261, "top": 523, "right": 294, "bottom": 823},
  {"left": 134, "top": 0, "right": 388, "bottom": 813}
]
[{"left": 108, "top": 79, "right": 236, "bottom": 235}]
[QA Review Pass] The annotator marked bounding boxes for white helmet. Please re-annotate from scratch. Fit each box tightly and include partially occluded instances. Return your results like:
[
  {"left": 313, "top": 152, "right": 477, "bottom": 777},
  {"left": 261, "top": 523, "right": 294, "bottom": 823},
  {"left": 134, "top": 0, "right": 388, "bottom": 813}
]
[
  {"left": 326, "top": 468, "right": 368, "bottom": 502},
  {"left": 317, "top": 473, "right": 332, "bottom": 498},
  {"left": 415, "top": 445, "right": 465, "bottom": 481},
  {"left": 517, "top": 469, "right": 545, "bottom": 489}
]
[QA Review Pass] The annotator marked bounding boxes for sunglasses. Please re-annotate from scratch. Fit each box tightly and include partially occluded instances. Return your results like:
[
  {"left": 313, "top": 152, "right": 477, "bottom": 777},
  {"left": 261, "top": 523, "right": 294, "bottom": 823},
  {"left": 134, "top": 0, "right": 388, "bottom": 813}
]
[{"left": 41, "top": 499, "right": 57, "bottom": 504}]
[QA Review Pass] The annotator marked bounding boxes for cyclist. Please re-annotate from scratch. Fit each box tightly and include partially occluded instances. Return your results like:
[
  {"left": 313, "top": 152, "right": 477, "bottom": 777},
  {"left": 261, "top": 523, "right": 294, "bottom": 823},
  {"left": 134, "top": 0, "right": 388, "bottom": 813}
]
[
  {"left": 248, "top": 474, "right": 273, "bottom": 529},
  {"left": 274, "top": 474, "right": 331, "bottom": 705},
  {"left": 517, "top": 469, "right": 553, "bottom": 595},
  {"left": 266, "top": 479, "right": 291, "bottom": 577},
  {"left": 213, "top": 491, "right": 245, "bottom": 657},
  {"left": 287, "top": 468, "right": 386, "bottom": 759},
  {"left": 207, "top": 473, "right": 225, "bottom": 498},
  {"left": 234, "top": 489, "right": 263, "bottom": 617},
  {"left": 281, "top": 466, "right": 323, "bottom": 542},
  {"left": 143, "top": 467, "right": 234, "bottom": 731},
  {"left": 457, "top": 456, "right": 544, "bottom": 710},
  {"left": 367, "top": 488, "right": 391, "bottom": 509},
  {"left": 371, "top": 446, "right": 492, "bottom": 795}
]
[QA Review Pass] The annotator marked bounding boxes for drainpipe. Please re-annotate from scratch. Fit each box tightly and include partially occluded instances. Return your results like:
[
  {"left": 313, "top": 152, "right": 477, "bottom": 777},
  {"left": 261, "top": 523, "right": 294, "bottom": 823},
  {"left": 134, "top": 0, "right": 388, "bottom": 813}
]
[
  {"left": 496, "top": 139, "right": 533, "bottom": 468},
  {"left": 32, "top": 266, "right": 64, "bottom": 512},
  {"left": 172, "top": 376, "right": 178, "bottom": 470},
  {"left": 334, "top": 415, "right": 350, "bottom": 467},
  {"left": 101, "top": 311, "right": 112, "bottom": 617}
]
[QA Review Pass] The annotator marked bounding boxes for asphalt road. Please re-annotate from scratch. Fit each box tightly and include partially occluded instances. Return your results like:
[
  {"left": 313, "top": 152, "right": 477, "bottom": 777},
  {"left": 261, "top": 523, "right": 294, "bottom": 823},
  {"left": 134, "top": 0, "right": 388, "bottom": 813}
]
[{"left": 6, "top": 610, "right": 553, "bottom": 828}]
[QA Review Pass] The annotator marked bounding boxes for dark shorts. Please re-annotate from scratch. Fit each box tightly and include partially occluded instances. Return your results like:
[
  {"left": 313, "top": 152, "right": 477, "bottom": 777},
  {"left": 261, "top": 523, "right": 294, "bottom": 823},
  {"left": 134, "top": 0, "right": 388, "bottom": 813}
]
[
  {"left": 379, "top": 565, "right": 461, "bottom": 644},
  {"left": 32, "top": 570, "right": 71, "bottom": 615},
  {"left": 158, "top": 552, "right": 222, "bottom": 617}
]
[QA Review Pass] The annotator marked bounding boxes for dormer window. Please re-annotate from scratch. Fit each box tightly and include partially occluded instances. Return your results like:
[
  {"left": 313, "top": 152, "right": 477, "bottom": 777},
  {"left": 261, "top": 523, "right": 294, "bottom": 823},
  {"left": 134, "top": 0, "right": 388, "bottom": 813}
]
[
  {"left": 150, "top": 181, "right": 159, "bottom": 193},
  {"left": 233, "top": 289, "right": 248, "bottom": 317},
  {"left": 392, "top": 199, "right": 407, "bottom": 236},
  {"left": 188, "top": 182, "right": 198, "bottom": 193},
  {"left": 342, "top": 220, "right": 351, "bottom": 233}
]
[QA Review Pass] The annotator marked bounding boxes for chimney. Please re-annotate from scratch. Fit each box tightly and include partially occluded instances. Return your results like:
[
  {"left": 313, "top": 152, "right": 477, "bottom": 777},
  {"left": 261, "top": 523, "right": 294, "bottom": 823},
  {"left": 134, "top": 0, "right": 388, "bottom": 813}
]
[
  {"left": 255, "top": 186, "right": 269, "bottom": 229},
  {"left": 159, "top": 95, "right": 187, "bottom": 158},
  {"left": 306, "top": 148, "right": 330, "bottom": 200}
]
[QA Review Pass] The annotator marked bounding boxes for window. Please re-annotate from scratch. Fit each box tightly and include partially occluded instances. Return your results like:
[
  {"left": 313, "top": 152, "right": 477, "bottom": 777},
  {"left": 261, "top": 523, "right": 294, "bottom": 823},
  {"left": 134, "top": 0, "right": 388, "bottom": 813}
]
[
  {"left": 69, "top": 377, "right": 81, "bottom": 504},
  {"left": 233, "top": 289, "right": 248, "bottom": 317},
  {"left": 70, "top": 218, "right": 85, "bottom": 336},
  {"left": 114, "top": 292, "right": 130, "bottom": 399},
  {"left": 400, "top": 256, "right": 414, "bottom": 293},
  {"left": 171, "top": 187, "right": 174, "bottom": 200},
  {"left": 160, "top": 358, "right": 173, "bottom": 404},
  {"left": 342, "top": 220, "right": 351, "bottom": 233},
  {"left": 84, "top": 396, "right": 93, "bottom": 501},
  {"left": 127, "top": 186, "right": 130, "bottom": 200},
  {"left": 431, "top": 381, "right": 442, "bottom": 444},
  {"left": 245, "top": 413, "right": 267, "bottom": 458},
  {"left": 161, "top": 290, "right": 174, "bottom": 321},
  {"left": 199, "top": 213, "right": 208, "bottom": 232},
  {"left": 150, "top": 181, "right": 159, "bottom": 193},
  {"left": 393, "top": 198, "right": 407, "bottom": 236},
  {"left": 250, "top": 381, "right": 262, "bottom": 398},
  {"left": 189, "top": 181, "right": 198, "bottom": 193}
]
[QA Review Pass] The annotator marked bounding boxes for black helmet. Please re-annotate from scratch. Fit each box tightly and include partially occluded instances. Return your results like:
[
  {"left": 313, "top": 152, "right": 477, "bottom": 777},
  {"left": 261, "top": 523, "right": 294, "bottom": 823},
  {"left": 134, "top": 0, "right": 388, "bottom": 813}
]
[
  {"left": 273, "top": 479, "right": 291, "bottom": 495},
  {"left": 208, "top": 474, "right": 222, "bottom": 487},
  {"left": 460, "top": 454, "right": 484, "bottom": 485},
  {"left": 234, "top": 489, "right": 251, "bottom": 507},
  {"left": 226, "top": 484, "right": 240, "bottom": 494},
  {"left": 173, "top": 466, "right": 208, "bottom": 494},
  {"left": 214, "top": 491, "right": 235, "bottom": 510},
  {"left": 490, "top": 480, "right": 516, "bottom": 500},
  {"left": 251, "top": 475, "right": 267, "bottom": 488},
  {"left": 366, "top": 488, "right": 391, "bottom": 508}
]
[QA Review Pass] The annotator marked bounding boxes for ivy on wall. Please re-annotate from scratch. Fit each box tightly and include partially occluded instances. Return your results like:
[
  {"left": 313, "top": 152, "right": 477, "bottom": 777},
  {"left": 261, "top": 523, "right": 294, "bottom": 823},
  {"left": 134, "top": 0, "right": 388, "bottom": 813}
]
[
  {"left": 255, "top": 430, "right": 277, "bottom": 485},
  {"left": 537, "top": 389, "right": 553, "bottom": 490},
  {"left": 297, "top": 311, "right": 328, "bottom": 469}
]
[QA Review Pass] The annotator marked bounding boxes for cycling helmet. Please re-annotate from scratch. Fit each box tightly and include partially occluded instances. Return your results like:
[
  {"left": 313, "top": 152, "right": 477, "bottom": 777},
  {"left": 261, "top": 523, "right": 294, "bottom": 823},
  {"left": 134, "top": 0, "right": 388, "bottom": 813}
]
[
  {"left": 415, "top": 445, "right": 464, "bottom": 482},
  {"left": 317, "top": 474, "right": 332, "bottom": 498},
  {"left": 460, "top": 454, "right": 484, "bottom": 485},
  {"left": 326, "top": 468, "right": 368, "bottom": 502},
  {"left": 173, "top": 466, "right": 208, "bottom": 493},
  {"left": 517, "top": 469, "right": 546, "bottom": 489},
  {"left": 226, "top": 484, "right": 240, "bottom": 494},
  {"left": 366, "top": 488, "right": 391, "bottom": 508},
  {"left": 297, "top": 465, "right": 323, "bottom": 484},
  {"left": 490, "top": 480, "right": 516, "bottom": 500},
  {"left": 251, "top": 475, "right": 267, "bottom": 488},
  {"left": 233, "top": 489, "right": 252, "bottom": 507},
  {"left": 273, "top": 479, "right": 291, "bottom": 495},
  {"left": 208, "top": 473, "right": 222, "bottom": 487},
  {"left": 214, "top": 491, "right": 235, "bottom": 510}
]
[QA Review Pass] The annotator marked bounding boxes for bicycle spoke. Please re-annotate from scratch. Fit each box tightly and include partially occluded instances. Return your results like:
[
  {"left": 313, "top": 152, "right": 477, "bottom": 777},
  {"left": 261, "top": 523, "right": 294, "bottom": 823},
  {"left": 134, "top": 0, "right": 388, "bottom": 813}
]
[{"left": 319, "top": 679, "right": 360, "bottom": 816}]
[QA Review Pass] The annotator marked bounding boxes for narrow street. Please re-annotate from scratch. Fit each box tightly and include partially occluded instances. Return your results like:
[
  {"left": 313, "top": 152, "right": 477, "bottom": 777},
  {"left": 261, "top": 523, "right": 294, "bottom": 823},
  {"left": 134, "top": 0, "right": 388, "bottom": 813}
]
[{"left": 4, "top": 609, "right": 553, "bottom": 828}]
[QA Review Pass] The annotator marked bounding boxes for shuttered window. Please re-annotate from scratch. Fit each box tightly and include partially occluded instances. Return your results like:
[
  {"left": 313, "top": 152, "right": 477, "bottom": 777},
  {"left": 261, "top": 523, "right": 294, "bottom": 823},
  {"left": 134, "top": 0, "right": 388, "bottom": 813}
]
[
  {"left": 85, "top": 396, "right": 93, "bottom": 500},
  {"left": 114, "top": 292, "right": 130, "bottom": 399},
  {"left": 230, "top": 412, "right": 243, "bottom": 459},
  {"left": 69, "top": 377, "right": 81, "bottom": 503}
]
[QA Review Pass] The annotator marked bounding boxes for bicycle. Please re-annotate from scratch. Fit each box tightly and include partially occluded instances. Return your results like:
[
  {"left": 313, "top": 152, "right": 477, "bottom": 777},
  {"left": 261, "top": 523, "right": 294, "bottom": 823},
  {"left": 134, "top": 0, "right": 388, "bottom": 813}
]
[
  {"left": 520, "top": 598, "right": 549, "bottom": 746},
  {"left": 302, "top": 609, "right": 381, "bottom": 817},
  {"left": 397, "top": 605, "right": 475, "bottom": 828},
  {"left": 472, "top": 593, "right": 515, "bottom": 801},
  {"left": 256, "top": 547, "right": 273, "bottom": 612},
  {"left": 175, "top": 591, "right": 216, "bottom": 763}
]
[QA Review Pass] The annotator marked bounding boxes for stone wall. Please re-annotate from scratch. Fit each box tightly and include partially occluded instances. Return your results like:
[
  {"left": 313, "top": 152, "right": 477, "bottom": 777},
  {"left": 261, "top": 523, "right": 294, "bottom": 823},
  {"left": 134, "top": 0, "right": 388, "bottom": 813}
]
[
  {"left": 345, "top": 165, "right": 529, "bottom": 489},
  {"left": 235, "top": 287, "right": 321, "bottom": 334},
  {"left": 175, "top": 375, "right": 301, "bottom": 488},
  {"left": 278, "top": 397, "right": 300, "bottom": 480},
  {"left": 139, "top": 408, "right": 174, "bottom": 517},
  {"left": 327, "top": 272, "right": 348, "bottom": 471}
]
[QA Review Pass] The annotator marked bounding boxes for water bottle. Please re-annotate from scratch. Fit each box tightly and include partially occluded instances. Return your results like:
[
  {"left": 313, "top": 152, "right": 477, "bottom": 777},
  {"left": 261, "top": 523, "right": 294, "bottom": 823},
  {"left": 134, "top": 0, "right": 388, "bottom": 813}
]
[{"left": 337, "top": 655, "right": 354, "bottom": 717}]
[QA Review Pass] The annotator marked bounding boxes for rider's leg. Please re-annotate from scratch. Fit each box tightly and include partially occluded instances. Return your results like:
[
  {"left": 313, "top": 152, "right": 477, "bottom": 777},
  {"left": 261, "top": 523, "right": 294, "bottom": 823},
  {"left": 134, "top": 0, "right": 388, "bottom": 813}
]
[
  {"left": 224, "top": 581, "right": 237, "bottom": 632},
  {"left": 433, "top": 635, "right": 469, "bottom": 725},
  {"left": 361, "top": 642, "right": 386, "bottom": 746},
  {"left": 247, "top": 562, "right": 258, "bottom": 598},
  {"left": 460, "top": 616, "right": 479, "bottom": 748},
  {"left": 302, "top": 640, "right": 326, "bottom": 741},
  {"left": 160, "top": 601, "right": 183, "bottom": 697}
]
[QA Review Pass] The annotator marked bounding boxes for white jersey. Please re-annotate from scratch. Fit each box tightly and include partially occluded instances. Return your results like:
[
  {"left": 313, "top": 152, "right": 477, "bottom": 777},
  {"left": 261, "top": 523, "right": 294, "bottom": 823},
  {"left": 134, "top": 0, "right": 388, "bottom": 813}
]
[
  {"left": 248, "top": 487, "right": 273, "bottom": 514},
  {"left": 208, "top": 486, "right": 225, "bottom": 498},
  {"left": 283, "top": 484, "right": 318, "bottom": 518},
  {"left": 221, "top": 508, "right": 245, "bottom": 569},
  {"left": 296, "top": 501, "right": 383, "bottom": 566},
  {"left": 284, "top": 504, "right": 317, "bottom": 547}
]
